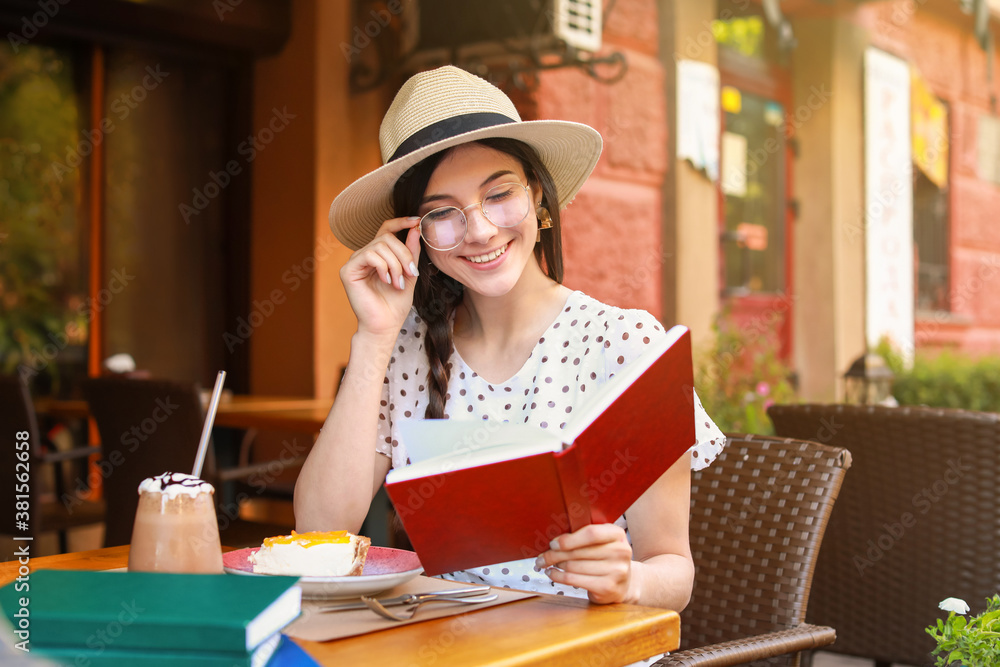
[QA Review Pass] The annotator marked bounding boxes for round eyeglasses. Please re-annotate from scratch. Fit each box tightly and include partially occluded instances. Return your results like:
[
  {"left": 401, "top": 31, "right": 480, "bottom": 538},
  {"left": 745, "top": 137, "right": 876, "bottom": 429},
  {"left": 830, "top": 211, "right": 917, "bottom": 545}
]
[{"left": 419, "top": 182, "right": 532, "bottom": 251}]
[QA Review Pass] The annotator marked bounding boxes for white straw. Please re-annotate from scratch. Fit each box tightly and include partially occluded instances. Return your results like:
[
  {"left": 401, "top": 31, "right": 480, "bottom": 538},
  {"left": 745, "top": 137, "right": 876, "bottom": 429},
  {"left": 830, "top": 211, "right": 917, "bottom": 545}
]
[{"left": 192, "top": 370, "right": 226, "bottom": 479}]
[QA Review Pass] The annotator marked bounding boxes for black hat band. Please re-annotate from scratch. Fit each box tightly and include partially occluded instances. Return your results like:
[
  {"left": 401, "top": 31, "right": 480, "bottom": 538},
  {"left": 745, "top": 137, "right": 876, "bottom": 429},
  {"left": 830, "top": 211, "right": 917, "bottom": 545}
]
[{"left": 388, "top": 112, "right": 517, "bottom": 163}]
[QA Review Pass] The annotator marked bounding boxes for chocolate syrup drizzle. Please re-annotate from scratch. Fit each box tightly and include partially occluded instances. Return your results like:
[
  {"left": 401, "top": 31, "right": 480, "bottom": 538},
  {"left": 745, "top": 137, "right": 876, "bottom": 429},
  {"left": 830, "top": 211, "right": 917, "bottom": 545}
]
[{"left": 148, "top": 472, "right": 206, "bottom": 491}]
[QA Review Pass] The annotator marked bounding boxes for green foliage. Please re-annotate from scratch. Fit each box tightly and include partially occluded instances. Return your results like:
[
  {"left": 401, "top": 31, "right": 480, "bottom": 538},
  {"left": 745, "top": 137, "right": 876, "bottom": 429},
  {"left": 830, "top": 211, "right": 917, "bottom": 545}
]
[
  {"left": 876, "top": 340, "right": 1000, "bottom": 411},
  {"left": 926, "top": 595, "right": 1000, "bottom": 667},
  {"left": 711, "top": 16, "right": 765, "bottom": 58},
  {"left": 0, "top": 43, "right": 85, "bottom": 390},
  {"left": 694, "top": 310, "right": 797, "bottom": 435}
]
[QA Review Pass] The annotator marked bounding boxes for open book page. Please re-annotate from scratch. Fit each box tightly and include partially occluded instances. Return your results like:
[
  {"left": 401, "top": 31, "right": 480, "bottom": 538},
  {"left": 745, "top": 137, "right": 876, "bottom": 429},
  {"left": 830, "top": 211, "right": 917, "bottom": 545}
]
[
  {"left": 388, "top": 420, "right": 564, "bottom": 481},
  {"left": 387, "top": 325, "right": 687, "bottom": 483},
  {"left": 561, "top": 326, "right": 682, "bottom": 443}
]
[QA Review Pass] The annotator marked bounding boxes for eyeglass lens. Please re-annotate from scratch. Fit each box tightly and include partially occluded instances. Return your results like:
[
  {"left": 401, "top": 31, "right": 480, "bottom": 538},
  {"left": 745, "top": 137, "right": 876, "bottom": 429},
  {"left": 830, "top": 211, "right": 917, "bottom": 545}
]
[{"left": 420, "top": 183, "right": 531, "bottom": 250}]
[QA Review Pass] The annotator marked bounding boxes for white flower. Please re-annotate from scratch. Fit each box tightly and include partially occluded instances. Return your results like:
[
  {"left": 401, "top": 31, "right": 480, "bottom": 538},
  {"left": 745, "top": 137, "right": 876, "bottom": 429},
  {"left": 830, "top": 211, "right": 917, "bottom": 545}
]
[{"left": 939, "top": 598, "right": 970, "bottom": 614}]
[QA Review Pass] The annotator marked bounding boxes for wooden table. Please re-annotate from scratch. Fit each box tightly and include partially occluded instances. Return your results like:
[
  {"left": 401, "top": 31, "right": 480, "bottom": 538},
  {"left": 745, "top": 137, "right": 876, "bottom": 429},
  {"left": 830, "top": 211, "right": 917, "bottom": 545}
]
[
  {"left": 36, "top": 395, "right": 333, "bottom": 433},
  {"left": 2, "top": 546, "right": 680, "bottom": 667},
  {"left": 212, "top": 396, "right": 332, "bottom": 432}
]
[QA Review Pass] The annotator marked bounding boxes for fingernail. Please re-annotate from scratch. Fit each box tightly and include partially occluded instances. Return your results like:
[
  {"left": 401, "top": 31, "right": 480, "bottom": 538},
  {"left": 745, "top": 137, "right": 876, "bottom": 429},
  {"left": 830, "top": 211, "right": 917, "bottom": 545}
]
[
  {"left": 534, "top": 556, "right": 545, "bottom": 569},
  {"left": 409, "top": 262, "right": 419, "bottom": 277},
  {"left": 398, "top": 276, "right": 406, "bottom": 290},
  {"left": 383, "top": 273, "right": 392, "bottom": 285},
  {"left": 407, "top": 216, "right": 420, "bottom": 222},
  {"left": 549, "top": 538, "right": 560, "bottom": 550}
]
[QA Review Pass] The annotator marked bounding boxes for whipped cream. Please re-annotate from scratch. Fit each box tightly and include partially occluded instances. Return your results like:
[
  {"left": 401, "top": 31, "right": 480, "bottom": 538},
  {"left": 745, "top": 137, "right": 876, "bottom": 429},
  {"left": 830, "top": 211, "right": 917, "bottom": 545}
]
[{"left": 137, "top": 472, "right": 215, "bottom": 498}]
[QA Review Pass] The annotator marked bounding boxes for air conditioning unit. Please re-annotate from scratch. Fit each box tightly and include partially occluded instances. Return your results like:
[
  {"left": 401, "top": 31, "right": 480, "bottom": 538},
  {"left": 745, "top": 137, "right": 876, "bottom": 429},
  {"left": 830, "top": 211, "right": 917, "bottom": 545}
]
[{"left": 401, "top": 0, "right": 603, "bottom": 69}]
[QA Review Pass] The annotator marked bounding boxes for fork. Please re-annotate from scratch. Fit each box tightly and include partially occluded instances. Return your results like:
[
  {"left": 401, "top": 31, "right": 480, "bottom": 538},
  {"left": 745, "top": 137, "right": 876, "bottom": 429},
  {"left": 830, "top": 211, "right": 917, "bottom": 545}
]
[{"left": 361, "top": 592, "right": 499, "bottom": 621}]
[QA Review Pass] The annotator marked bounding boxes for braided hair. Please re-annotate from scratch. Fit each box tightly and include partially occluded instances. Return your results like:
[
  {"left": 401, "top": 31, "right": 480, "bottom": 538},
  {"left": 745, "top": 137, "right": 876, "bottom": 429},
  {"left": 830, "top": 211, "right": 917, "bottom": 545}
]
[{"left": 391, "top": 138, "right": 565, "bottom": 419}]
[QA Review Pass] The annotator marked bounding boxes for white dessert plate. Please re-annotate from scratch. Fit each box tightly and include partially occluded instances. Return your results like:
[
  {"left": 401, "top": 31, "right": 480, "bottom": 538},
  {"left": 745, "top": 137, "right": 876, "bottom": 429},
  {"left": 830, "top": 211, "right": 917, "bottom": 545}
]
[{"left": 223, "top": 546, "right": 424, "bottom": 599}]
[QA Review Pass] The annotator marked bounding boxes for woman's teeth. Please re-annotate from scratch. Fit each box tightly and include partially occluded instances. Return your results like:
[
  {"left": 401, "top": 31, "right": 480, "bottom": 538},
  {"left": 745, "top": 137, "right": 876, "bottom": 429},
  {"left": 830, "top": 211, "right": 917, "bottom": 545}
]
[{"left": 466, "top": 243, "right": 508, "bottom": 264}]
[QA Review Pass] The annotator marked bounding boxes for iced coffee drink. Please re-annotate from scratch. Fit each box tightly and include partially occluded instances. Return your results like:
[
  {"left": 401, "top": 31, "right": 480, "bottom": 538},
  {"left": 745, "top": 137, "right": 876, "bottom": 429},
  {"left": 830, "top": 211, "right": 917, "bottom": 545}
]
[{"left": 128, "top": 472, "right": 223, "bottom": 574}]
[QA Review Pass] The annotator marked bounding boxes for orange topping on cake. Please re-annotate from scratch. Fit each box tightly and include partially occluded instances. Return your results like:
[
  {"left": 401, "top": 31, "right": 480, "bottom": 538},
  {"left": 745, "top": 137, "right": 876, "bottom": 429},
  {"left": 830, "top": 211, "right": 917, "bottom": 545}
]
[{"left": 261, "top": 530, "right": 351, "bottom": 548}]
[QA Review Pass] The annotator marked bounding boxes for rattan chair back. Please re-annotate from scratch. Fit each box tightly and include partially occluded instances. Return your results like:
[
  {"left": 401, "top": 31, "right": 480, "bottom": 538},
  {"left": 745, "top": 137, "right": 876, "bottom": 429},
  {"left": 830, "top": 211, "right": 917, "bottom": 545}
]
[
  {"left": 0, "top": 375, "right": 104, "bottom": 552},
  {"left": 768, "top": 403, "right": 1000, "bottom": 667},
  {"left": 677, "top": 434, "right": 851, "bottom": 667}
]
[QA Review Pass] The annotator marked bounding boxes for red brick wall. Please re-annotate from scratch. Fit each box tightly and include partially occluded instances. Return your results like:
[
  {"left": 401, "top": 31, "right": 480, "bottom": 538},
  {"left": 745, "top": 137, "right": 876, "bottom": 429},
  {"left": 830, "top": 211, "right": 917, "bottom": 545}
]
[
  {"left": 861, "top": 2, "right": 1000, "bottom": 354},
  {"left": 530, "top": 0, "right": 668, "bottom": 318}
]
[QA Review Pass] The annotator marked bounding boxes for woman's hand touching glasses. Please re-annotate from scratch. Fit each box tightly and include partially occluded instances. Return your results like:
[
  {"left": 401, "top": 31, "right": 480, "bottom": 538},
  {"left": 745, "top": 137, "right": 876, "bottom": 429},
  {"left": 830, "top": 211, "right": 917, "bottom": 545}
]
[{"left": 340, "top": 216, "right": 422, "bottom": 342}]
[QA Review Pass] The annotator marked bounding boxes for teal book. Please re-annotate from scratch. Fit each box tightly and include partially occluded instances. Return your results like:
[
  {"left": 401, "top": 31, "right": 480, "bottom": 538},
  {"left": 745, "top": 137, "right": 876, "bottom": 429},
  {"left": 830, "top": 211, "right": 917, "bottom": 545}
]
[
  {"left": 32, "top": 631, "right": 283, "bottom": 667},
  {"left": 0, "top": 570, "right": 301, "bottom": 654}
]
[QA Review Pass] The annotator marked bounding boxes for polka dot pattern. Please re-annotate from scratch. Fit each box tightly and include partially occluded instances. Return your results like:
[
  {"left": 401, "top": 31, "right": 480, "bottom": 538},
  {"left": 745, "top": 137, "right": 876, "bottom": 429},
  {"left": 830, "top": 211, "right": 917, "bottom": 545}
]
[{"left": 374, "top": 290, "right": 725, "bottom": 603}]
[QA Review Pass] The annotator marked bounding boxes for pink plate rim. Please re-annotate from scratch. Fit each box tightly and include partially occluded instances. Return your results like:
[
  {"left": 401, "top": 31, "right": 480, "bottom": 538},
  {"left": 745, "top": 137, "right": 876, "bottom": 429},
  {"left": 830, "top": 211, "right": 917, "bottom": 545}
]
[{"left": 222, "top": 545, "right": 422, "bottom": 579}]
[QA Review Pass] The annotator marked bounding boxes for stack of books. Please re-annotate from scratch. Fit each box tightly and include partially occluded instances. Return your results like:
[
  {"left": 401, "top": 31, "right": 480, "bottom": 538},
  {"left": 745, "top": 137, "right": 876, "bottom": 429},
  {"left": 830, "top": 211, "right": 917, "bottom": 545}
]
[{"left": 0, "top": 569, "right": 304, "bottom": 666}]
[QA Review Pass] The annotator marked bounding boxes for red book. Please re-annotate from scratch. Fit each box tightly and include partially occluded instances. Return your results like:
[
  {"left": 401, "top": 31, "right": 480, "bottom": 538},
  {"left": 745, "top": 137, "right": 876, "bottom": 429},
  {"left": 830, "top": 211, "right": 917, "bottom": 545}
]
[{"left": 385, "top": 325, "right": 695, "bottom": 576}]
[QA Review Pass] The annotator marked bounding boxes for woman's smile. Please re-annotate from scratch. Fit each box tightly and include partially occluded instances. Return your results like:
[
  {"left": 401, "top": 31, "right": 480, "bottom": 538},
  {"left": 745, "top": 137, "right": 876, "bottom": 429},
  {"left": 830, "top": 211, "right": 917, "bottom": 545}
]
[{"left": 463, "top": 241, "right": 510, "bottom": 265}]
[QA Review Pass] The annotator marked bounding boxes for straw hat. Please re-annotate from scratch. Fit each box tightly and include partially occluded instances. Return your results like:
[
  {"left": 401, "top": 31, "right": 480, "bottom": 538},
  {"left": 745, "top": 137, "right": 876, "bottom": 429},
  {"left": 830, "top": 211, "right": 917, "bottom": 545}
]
[{"left": 328, "top": 66, "right": 603, "bottom": 251}]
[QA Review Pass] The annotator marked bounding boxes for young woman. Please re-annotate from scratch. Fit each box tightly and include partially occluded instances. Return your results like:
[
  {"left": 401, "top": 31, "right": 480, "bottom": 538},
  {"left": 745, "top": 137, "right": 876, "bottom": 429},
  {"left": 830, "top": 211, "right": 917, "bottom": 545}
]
[{"left": 295, "top": 66, "right": 724, "bottom": 611}]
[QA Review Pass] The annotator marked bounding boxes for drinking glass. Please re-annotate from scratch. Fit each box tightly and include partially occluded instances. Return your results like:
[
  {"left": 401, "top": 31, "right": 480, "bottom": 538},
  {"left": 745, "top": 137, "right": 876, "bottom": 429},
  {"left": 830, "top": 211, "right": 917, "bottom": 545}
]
[{"left": 127, "top": 473, "right": 223, "bottom": 574}]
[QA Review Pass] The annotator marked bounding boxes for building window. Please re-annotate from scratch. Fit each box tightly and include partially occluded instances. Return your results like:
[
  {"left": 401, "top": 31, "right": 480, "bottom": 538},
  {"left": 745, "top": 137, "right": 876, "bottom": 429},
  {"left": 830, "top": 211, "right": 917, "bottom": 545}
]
[
  {"left": 913, "top": 170, "right": 950, "bottom": 312},
  {"left": 910, "top": 77, "right": 950, "bottom": 313},
  {"left": 719, "top": 90, "right": 787, "bottom": 295},
  {"left": 1, "top": 40, "right": 245, "bottom": 397}
]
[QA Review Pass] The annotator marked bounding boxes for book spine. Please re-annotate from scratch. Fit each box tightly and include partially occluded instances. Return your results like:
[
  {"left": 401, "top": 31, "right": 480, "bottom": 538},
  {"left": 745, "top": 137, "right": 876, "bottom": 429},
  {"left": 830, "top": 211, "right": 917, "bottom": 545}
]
[{"left": 554, "top": 445, "right": 592, "bottom": 533}]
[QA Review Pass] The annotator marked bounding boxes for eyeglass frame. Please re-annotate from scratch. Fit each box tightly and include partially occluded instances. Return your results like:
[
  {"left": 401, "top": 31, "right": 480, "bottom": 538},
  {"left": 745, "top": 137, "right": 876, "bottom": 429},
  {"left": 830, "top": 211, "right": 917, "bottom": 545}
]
[{"left": 417, "top": 182, "right": 535, "bottom": 251}]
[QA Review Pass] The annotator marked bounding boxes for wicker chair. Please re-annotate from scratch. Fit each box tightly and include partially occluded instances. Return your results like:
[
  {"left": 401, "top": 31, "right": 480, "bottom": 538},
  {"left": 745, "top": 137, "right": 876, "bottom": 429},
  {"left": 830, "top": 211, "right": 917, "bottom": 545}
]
[
  {"left": 0, "top": 376, "right": 104, "bottom": 555},
  {"left": 768, "top": 403, "right": 1000, "bottom": 667},
  {"left": 655, "top": 433, "right": 851, "bottom": 667},
  {"left": 82, "top": 376, "right": 303, "bottom": 548}
]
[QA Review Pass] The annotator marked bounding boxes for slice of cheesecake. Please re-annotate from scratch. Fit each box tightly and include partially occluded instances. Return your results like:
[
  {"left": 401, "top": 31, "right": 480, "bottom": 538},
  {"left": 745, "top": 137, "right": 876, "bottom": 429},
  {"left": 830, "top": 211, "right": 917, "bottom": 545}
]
[{"left": 249, "top": 530, "right": 371, "bottom": 576}]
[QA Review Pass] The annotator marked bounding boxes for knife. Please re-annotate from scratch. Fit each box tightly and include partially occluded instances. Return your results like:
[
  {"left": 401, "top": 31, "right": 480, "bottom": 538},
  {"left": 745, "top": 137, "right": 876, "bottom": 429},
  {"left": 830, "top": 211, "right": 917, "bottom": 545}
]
[{"left": 317, "top": 585, "right": 493, "bottom": 612}]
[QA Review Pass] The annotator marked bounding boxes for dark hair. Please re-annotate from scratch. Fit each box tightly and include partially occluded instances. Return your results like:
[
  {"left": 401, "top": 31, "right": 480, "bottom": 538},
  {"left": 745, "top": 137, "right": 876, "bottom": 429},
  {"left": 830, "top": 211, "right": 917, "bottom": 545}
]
[{"left": 391, "top": 138, "right": 565, "bottom": 418}]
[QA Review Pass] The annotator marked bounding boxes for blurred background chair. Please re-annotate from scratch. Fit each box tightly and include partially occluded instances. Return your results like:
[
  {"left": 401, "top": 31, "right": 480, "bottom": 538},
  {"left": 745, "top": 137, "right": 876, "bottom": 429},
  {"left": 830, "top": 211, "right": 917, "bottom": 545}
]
[
  {"left": 82, "top": 376, "right": 303, "bottom": 548},
  {"left": 768, "top": 403, "right": 1000, "bottom": 667},
  {"left": 0, "top": 376, "right": 104, "bottom": 556},
  {"left": 655, "top": 433, "right": 851, "bottom": 667}
]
